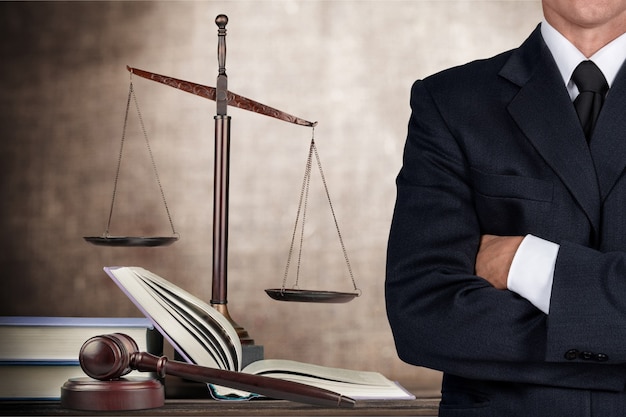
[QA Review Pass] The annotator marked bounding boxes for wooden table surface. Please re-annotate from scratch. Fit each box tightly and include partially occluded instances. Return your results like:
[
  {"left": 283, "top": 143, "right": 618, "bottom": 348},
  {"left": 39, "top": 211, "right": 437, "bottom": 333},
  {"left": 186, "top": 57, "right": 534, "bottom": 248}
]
[
  {"left": 0, "top": 376, "right": 440, "bottom": 416},
  {"left": 0, "top": 397, "right": 440, "bottom": 416}
]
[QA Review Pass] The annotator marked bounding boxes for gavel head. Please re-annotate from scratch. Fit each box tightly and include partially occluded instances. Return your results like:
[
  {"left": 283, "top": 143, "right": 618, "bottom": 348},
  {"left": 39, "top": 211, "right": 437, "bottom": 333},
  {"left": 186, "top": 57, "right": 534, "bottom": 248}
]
[{"left": 79, "top": 333, "right": 139, "bottom": 380}]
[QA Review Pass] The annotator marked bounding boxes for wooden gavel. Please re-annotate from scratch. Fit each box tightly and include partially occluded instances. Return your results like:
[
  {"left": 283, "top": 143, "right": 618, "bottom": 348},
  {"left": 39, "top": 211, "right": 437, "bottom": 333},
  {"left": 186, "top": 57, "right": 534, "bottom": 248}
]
[{"left": 78, "top": 333, "right": 355, "bottom": 408}]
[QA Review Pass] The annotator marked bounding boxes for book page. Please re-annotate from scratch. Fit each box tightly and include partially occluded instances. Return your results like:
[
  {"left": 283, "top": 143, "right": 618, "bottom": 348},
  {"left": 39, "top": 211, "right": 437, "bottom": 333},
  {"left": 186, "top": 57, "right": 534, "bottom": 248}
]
[
  {"left": 210, "top": 359, "right": 416, "bottom": 401},
  {"left": 137, "top": 268, "right": 241, "bottom": 371},
  {"left": 211, "top": 363, "right": 415, "bottom": 401},
  {"left": 242, "top": 359, "right": 393, "bottom": 386},
  {"left": 104, "top": 267, "right": 226, "bottom": 369},
  {"left": 133, "top": 271, "right": 230, "bottom": 369},
  {"left": 250, "top": 373, "right": 415, "bottom": 400}
]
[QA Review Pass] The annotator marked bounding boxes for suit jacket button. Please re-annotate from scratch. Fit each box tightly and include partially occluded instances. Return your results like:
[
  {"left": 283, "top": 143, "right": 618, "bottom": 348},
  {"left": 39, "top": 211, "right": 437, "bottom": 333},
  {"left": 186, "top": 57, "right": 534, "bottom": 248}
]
[
  {"left": 581, "top": 351, "right": 594, "bottom": 360},
  {"left": 595, "top": 353, "right": 609, "bottom": 362},
  {"left": 565, "top": 349, "right": 579, "bottom": 360}
]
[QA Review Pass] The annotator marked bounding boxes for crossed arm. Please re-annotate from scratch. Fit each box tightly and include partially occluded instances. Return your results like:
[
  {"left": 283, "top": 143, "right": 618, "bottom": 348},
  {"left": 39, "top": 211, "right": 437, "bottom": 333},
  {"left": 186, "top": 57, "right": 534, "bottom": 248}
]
[{"left": 475, "top": 235, "right": 524, "bottom": 290}]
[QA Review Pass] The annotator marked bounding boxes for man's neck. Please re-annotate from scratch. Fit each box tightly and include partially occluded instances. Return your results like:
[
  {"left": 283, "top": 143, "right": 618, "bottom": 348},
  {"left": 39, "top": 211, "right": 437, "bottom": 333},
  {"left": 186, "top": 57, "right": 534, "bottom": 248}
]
[{"left": 544, "top": 10, "right": 626, "bottom": 57}]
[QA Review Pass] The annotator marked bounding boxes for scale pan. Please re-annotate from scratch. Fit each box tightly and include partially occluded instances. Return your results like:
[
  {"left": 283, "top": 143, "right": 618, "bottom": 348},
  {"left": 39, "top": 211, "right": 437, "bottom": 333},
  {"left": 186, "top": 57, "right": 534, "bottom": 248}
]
[
  {"left": 265, "top": 288, "right": 358, "bottom": 303},
  {"left": 83, "top": 236, "right": 178, "bottom": 247}
]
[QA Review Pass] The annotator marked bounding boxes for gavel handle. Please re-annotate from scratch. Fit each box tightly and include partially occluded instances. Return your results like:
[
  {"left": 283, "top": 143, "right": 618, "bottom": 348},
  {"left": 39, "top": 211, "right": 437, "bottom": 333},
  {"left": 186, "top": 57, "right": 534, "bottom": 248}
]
[{"left": 131, "top": 352, "right": 355, "bottom": 408}]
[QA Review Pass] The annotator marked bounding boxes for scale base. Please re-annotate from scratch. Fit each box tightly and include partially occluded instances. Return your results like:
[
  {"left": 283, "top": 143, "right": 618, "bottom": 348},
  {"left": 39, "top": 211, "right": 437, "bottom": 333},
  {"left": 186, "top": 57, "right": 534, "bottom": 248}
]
[
  {"left": 173, "top": 344, "right": 263, "bottom": 370},
  {"left": 211, "top": 303, "right": 255, "bottom": 345},
  {"left": 209, "top": 303, "right": 263, "bottom": 367},
  {"left": 242, "top": 344, "right": 264, "bottom": 368},
  {"left": 60, "top": 377, "right": 164, "bottom": 411}
]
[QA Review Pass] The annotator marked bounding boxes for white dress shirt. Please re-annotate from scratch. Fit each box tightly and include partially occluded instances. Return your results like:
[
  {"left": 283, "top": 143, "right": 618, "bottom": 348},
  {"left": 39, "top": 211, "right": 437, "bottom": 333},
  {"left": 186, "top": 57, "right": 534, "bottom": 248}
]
[{"left": 506, "top": 19, "right": 626, "bottom": 314}]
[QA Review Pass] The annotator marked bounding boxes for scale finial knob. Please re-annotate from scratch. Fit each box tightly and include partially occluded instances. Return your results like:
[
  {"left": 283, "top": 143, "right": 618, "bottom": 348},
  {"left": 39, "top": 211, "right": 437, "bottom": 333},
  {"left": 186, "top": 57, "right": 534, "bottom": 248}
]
[{"left": 215, "top": 14, "right": 228, "bottom": 28}]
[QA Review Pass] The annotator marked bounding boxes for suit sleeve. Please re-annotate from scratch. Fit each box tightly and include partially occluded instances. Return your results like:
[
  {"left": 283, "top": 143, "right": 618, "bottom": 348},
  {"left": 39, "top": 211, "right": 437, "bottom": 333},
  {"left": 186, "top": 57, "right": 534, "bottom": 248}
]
[
  {"left": 385, "top": 79, "right": 626, "bottom": 391},
  {"left": 547, "top": 242, "right": 626, "bottom": 363}
]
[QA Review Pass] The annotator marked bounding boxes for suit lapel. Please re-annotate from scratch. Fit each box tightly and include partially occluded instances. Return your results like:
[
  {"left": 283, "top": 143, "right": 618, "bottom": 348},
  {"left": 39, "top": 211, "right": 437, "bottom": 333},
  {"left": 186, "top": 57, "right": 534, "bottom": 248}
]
[
  {"left": 589, "top": 64, "right": 626, "bottom": 200},
  {"left": 500, "top": 27, "right": 601, "bottom": 232}
]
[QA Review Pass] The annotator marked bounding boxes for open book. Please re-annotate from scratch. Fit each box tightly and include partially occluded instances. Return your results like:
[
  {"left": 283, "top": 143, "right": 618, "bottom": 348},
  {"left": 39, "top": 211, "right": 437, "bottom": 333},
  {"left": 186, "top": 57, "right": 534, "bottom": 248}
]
[{"left": 104, "top": 266, "right": 414, "bottom": 401}]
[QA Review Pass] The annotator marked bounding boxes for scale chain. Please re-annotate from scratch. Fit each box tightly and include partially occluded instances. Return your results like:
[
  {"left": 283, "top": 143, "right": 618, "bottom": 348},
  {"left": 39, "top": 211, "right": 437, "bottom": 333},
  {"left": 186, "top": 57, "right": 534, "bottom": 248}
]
[
  {"left": 105, "top": 78, "right": 177, "bottom": 237},
  {"left": 311, "top": 138, "right": 358, "bottom": 292},
  {"left": 281, "top": 137, "right": 312, "bottom": 291},
  {"left": 294, "top": 137, "right": 313, "bottom": 288},
  {"left": 104, "top": 81, "right": 133, "bottom": 236},
  {"left": 282, "top": 128, "right": 358, "bottom": 293}
]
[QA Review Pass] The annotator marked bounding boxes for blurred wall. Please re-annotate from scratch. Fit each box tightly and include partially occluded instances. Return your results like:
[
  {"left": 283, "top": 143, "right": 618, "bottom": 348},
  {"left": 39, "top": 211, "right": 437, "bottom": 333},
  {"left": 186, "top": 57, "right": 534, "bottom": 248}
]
[{"left": 0, "top": 0, "right": 543, "bottom": 391}]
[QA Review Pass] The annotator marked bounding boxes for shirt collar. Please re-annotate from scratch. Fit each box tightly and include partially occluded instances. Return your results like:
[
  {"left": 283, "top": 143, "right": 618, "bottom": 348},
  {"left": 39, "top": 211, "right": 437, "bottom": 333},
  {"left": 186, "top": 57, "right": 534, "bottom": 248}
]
[{"left": 541, "top": 19, "right": 626, "bottom": 91}]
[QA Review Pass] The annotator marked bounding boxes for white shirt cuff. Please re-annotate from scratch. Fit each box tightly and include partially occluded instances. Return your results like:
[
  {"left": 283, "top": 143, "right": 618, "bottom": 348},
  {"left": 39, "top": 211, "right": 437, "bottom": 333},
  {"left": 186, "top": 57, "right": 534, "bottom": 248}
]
[{"left": 507, "top": 234, "right": 559, "bottom": 314}]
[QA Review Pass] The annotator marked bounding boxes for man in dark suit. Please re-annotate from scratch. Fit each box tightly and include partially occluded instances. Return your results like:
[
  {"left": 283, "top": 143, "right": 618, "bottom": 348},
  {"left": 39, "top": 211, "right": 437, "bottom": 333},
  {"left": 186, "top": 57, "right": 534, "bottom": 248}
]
[{"left": 385, "top": 1, "right": 626, "bottom": 415}]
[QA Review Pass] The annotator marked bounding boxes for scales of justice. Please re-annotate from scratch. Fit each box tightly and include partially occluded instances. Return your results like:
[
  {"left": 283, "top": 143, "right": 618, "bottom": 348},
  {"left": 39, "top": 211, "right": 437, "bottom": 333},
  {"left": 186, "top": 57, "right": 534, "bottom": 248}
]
[{"left": 84, "top": 15, "right": 361, "bottom": 349}]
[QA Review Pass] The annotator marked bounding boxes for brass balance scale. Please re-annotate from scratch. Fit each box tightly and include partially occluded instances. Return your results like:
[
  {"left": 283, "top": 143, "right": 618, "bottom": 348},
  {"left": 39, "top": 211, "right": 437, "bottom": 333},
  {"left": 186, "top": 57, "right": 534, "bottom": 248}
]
[{"left": 84, "top": 15, "right": 361, "bottom": 341}]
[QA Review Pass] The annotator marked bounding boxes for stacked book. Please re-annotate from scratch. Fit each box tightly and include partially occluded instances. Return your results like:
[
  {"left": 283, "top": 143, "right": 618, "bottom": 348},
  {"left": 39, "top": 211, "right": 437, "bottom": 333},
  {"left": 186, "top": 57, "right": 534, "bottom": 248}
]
[{"left": 0, "top": 316, "right": 159, "bottom": 400}]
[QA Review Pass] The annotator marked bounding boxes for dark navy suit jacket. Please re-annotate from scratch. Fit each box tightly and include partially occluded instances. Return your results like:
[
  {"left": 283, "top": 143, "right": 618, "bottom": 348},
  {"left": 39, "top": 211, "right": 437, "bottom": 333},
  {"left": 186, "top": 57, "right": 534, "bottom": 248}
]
[{"left": 386, "top": 25, "right": 626, "bottom": 416}]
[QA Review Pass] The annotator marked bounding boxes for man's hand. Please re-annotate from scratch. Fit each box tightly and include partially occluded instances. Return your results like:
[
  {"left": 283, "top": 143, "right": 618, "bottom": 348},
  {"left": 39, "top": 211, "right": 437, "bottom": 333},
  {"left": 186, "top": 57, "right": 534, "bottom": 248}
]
[{"left": 476, "top": 235, "right": 524, "bottom": 289}]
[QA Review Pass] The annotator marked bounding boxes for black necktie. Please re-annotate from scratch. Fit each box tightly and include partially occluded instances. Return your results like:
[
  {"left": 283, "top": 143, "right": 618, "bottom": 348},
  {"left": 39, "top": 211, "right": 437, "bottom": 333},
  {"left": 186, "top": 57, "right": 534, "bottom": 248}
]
[{"left": 572, "top": 60, "right": 608, "bottom": 140}]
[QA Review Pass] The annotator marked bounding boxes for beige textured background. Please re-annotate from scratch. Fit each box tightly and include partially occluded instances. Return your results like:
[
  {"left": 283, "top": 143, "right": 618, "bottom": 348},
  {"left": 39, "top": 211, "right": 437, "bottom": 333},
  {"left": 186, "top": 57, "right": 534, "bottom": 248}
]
[{"left": 0, "top": 0, "right": 543, "bottom": 391}]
